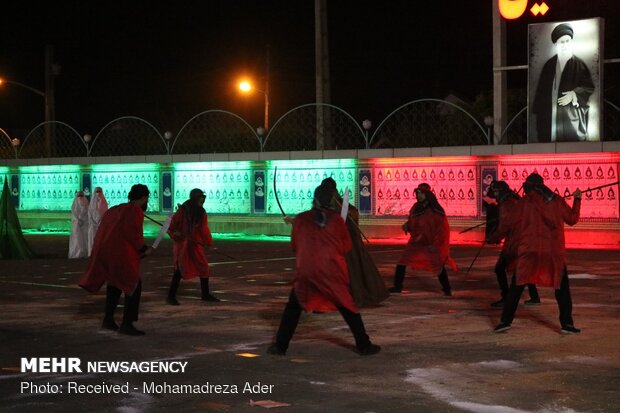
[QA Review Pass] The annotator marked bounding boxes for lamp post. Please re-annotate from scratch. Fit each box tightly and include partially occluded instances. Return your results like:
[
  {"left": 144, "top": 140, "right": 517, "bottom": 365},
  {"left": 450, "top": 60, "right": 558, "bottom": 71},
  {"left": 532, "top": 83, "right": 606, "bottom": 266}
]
[
  {"left": 256, "top": 126, "right": 266, "bottom": 151},
  {"left": 0, "top": 127, "right": 20, "bottom": 158},
  {"left": 484, "top": 116, "right": 494, "bottom": 145},
  {"left": 163, "top": 131, "right": 173, "bottom": 155},
  {"left": 0, "top": 76, "right": 55, "bottom": 155},
  {"left": 239, "top": 80, "right": 269, "bottom": 131},
  {"left": 83, "top": 134, "right": 92, "bottom": 156},
  {"left": 362, "top": 119, "right": 372, "bottom": 149}
]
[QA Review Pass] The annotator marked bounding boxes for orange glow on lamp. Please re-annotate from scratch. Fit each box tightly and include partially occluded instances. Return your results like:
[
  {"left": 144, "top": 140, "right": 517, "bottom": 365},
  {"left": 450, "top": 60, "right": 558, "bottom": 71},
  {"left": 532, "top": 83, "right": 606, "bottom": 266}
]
[{"left": 498, "top": 0, "right": 528, "bottom": 20}]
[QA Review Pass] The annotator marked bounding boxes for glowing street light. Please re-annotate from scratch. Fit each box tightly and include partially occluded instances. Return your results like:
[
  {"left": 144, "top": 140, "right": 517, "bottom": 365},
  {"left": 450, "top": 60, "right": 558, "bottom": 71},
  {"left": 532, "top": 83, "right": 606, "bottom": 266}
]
[
  {"left": 0, "top": 77, "right": 45, "bottom": 97},
  {"left": 238, "top": 79, "right": 269, "bottom": 131},
  {"left": 0, "top": 75, "right": 55, "bottom": 156}
]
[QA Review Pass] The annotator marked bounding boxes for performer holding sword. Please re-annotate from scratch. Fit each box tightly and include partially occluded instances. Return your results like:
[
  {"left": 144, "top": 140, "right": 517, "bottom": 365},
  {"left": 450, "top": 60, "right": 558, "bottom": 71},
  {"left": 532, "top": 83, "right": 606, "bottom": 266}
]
[
  {"left": 166, "top": 188, "right": 219, "bottom": 305},
  {"left": 79, "top": 184, "right": 152, "bottom": 336}
]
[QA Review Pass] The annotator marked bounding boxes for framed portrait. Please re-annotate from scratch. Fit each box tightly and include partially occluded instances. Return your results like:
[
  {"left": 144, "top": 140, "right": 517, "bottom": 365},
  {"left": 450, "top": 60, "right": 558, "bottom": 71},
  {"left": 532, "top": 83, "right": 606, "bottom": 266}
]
[{"left": 528, "top": 18, "right": 604, "bottom": 143}]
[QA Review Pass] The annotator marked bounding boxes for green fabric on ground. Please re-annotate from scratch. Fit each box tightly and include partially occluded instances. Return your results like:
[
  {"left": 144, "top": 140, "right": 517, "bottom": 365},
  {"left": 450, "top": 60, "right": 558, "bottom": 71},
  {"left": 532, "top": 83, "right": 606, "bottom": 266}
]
[{"left": 0, "top": 178, "right": 35, "bottom": 259}]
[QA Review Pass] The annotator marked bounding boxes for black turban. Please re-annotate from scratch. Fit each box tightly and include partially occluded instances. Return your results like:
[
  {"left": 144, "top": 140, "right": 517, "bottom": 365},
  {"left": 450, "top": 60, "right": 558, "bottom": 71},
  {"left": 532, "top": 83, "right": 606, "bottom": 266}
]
[
  {"left": 321, "top": 177, "right": 337, "bottom": 191},
  {"left": 551, "top": 23, "right": 573, "bottom": 43},
  {"left": 128, "top": 184, "right": 150, "bottom": 201},
  {"left": 189, "top": 188, "right": 205, "bottom": 202},
  {"left": 525, "top": 173, "right": 544, "bottom": 186}
]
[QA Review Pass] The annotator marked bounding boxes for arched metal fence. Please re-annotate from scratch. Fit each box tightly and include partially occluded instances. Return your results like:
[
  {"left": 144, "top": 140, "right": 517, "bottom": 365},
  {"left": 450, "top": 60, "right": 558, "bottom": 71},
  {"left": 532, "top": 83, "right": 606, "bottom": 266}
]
[{"left": 2, "top": 99, "right": 619, "bottom": 159}]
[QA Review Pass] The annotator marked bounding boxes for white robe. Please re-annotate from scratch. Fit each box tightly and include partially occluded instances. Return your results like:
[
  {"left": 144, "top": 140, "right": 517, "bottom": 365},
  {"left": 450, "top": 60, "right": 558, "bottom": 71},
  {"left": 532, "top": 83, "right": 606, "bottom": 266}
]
[
  {"left": 87, "top": 193, "right": 109, "bottom": 255},
  {"left": 68, "top": 196, "right": 89, "bottom": 258}
]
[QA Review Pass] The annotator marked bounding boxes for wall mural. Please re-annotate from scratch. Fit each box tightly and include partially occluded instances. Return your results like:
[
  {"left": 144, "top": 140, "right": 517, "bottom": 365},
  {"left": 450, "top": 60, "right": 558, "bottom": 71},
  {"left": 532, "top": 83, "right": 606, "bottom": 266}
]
[
  {"left": 499, "top": 161, "right": 618, "bottom": 219},
  {"left": 7, "top": 156, "right": 620, "bottom": 221},
  {"left": 265, "top": 167, "right": 357, "bottom": 215},
  {"left": 373, "top": 165, "right": 478, "bottom": 217}
]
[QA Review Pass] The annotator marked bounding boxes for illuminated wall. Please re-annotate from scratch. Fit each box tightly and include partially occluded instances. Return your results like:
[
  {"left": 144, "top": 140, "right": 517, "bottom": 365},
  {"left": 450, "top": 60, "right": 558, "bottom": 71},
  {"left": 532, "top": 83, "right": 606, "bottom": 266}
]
[
  {"left": 370, "top": 158, "right": 479, "bottom": 217},
  {"left": 89, "top": 164, "right": 161, "bottom": 212},
  {"left": 4, "top": 152, "right": 619, "bottom": 223},
  {"left": 265, "top": 159, "right": 357, "bottom": 215},
  {"left": 498, "top": 156, "right": 618, "bottom": 219},
  {"left": 172, "top": 162, "right": 252, "bottom": 214},
  {"left": 18, "top": 165, "right": 81, "bottom": 211}
]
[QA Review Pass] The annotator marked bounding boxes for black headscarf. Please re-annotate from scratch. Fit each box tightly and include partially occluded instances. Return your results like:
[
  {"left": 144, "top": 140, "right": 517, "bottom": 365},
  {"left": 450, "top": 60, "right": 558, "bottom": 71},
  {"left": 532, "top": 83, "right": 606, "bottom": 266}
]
[
  {"left": 412, "top": 187, "right": 445, "bottom": 216},
  {"left": 489, "top": 180, "right": 520, "bottom": 204},
  {"left": 181, "top": 188, "right": 206, "bottom": 228},
  {"left": 523, "top": 173, "right": 555, "bottom": 202},
  {"left": 312, "top": 184, "right": 335, "bottom": 227}
]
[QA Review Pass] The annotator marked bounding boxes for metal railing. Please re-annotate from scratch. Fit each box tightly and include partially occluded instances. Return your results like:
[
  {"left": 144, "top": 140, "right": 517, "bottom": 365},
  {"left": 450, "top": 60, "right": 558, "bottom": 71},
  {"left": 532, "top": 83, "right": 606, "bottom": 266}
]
[{"left": 2, "top": 99, "right": 618, "bottom": 159}]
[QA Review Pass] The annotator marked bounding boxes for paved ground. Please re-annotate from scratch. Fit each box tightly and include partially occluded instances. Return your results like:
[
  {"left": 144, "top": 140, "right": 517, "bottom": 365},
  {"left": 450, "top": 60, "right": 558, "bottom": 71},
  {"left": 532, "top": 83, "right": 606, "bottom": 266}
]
[{"left": 1, "top": 233, "right": 619, "bottom": 413}]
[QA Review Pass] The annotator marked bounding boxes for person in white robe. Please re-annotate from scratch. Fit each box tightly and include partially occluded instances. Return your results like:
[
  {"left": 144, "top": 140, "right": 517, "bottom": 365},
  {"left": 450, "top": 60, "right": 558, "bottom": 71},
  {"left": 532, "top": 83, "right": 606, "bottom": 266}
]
[
  {"left": 68, "top": 191, "right": 89, "bottom": 258},
  {"left": 88, "top": 187, "right": 109, "bottom": 256}
]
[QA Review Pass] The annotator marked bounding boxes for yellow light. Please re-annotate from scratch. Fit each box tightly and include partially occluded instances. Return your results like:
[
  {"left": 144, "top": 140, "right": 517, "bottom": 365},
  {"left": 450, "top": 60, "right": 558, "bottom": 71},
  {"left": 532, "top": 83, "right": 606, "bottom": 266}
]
[
  {"left": 239, "top": 81, "right": 252, "bottom": 92},
  {"left": 498, "top": 0, "right": 528, "bottom": 20},
  {"left": 530, "top": 2, "right": 549, "bottom": 16},
  {"left": 236, "top": 352, "right": 260, "bottom": 358}
]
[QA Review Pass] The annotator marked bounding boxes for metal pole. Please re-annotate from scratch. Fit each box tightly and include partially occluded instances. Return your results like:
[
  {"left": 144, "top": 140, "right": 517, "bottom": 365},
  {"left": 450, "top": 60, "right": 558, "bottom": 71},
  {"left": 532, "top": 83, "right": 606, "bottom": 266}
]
[
  {"left": 492, "top": 1, "right": 507, "bottom": 145},
  {"left": 264, "top": 45, "right": 270, "bottom": 131},
  {"left": 44, "top": 45, "right": 56, "bottom": 157}
]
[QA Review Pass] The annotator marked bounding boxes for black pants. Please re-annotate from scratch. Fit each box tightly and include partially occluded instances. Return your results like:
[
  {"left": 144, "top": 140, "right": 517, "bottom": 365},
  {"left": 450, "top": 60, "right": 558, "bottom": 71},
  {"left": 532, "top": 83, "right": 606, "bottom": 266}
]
[
  {"left": 168, "top": 270, "right": 211, "bottom": 299},
  {"left": 394, "top": 264, "right": 451, "bottom": 294},
  {"left": 500, "top": 270, "right": 574, "bottom": 327},
  {"left": 274, "top": 289, "right": 371, "bottom": 352},
  {"left": 105, "top": 280, "right": 142, "bottom": 324},
  {"left": 495, "top": 254, "right": 539, "bottom": 301}
]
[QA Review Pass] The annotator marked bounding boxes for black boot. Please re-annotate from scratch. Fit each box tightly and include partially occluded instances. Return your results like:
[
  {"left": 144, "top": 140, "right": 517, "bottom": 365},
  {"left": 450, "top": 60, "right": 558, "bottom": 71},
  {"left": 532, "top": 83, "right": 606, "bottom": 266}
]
[
  {"left": 438, "top": 268, "right": 452, "bottom": 296},
  {"left": 389, "top": 265, "right": 406, "bottom": 293},
  {"left": 167, "top": 270, "right": 181, "bottom": 305},
  {"left": 102, "top": 285, "right": 121, "bottom": 330},
  {"left": 200, "top": 277, "right": 220, "bottom": 302}
]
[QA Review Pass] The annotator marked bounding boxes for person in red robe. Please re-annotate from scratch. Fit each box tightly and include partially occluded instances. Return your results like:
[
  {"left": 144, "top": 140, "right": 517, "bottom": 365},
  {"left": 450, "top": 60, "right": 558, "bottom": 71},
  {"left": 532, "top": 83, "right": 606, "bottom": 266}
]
[
  {"left": 79, "top": 184, "right": 151, "bottom": 336},
  {"left": 493, "top": 173, "right": 582, "bottom": 334},
  {"left": 486, "top": 181, "right": 539, "bottom": 307},
  {"left": 166, "top": 188, "right": 217, "bottom": 305},
  {"left": 267, "top": 184, "right": 380, "bottom": 356},
  {"left": 389, "top": 183, "right": 457, "bottom": 296},
  {"left": 320, "top": 177, "right": 389, "bottom": 308}
]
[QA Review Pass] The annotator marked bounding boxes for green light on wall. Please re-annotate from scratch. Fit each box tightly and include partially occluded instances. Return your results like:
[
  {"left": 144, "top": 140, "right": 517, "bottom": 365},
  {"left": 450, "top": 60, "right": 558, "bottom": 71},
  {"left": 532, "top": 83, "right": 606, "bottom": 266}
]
[
  {"left": 265, "top": 159, "right": 358, "bottom": 215},
  {"left": 91, "top": 163, "right": 161, "bottom": 212},
  {"left": 0, "top": 166, "right": 8, "bottom": 188},
  {"left": 172, "top": 161, "right": 252, "bottom": 214},
  {"left": 18, "top": 164, "right": 82, "bottom": 211}
]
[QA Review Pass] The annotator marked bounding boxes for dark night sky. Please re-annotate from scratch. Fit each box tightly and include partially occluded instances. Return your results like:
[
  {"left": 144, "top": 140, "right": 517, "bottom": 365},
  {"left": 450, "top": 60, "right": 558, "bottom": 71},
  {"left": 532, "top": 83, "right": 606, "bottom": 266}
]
[{"left": 1, "top": 1, "right": 618, "bottom": 137}]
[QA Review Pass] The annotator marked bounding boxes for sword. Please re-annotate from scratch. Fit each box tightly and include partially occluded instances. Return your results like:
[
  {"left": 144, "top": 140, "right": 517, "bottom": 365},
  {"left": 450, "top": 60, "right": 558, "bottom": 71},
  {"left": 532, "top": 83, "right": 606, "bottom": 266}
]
[
  {"left": 144, "top": 213, "right": 236, "bottom": 259},
  {"left": 563, "top": 180, "right": 619, "bottom": 198},
  {"left": 152, "top": 214, "right": 173, "bottom": 249},
  {"left": 273, "top": 166, "right": 287, "bottom": 217},
  {"left": 340, "top": 187, "right": 350, "bottom": 221}
]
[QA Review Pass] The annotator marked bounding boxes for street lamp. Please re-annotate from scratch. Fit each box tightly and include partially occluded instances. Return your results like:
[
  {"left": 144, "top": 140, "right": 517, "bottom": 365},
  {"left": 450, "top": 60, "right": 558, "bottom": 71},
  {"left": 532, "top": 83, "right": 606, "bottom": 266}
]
[
  {"left": 256, "top": 126, "right": 266, "bottom": 151},
  {"left": 83, "top": 134, "right": 92, "bottom": 156},
  {"left": 0, "top": 76, "right": 55, "bottom": 155},
  {"left": 163, "top": 131, "right": 173, "bottom": 154},
  {"left": 0, "top": 78, "right": 45, "bottom": 97},
  {"left": 0, "top": 127, "right": 20, "bottom": 158},
  {"left": 484, "top": 116, "right": 494, "bottom": 145},
  {"left": 238, "top": 80, "right": 269, "bottom": 131},
  {"left": 362, "top": 119, "right": 372, "bottom": 149}
]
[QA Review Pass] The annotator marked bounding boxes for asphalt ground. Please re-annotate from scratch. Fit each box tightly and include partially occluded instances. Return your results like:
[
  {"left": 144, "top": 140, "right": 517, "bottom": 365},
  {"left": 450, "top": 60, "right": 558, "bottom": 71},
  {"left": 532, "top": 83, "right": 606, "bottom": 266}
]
[{"left": 1, "top": 233, "right": 619, "bottom": 413}]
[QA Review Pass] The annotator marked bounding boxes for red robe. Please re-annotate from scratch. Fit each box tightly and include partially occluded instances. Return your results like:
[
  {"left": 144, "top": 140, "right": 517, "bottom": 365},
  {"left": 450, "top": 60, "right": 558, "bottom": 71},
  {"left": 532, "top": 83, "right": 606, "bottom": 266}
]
[
  {"left": 497, "top": 192, "right": 580, "bottom": 288},
  {"left": 398, "top": 207, "right": 457, "bottom": 274},
  {"left": 488, "top": 197, "right": 520, "bottom": 274},
  {"left": 291, "top": 209, "right": 357, "bottom": 313},
  {"left": 168, "top": 207, "right": 213, "bottom": 279},
  {"left": 79, "top": 203, "right": 146, "bottom": 294}
]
